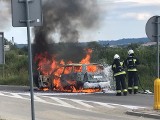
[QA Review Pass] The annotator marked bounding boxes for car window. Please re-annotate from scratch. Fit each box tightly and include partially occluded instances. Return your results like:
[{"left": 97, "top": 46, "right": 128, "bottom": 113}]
[
  {"left": 86, "top": 65, "right": 97, "bottom": 72},
  {"left": 86, "top": 64, "right": 104, "bottom": 73},
  {"left": 97, "top": 65, "right": 104, "bottom": 73},
  {"left": 73, "top": 66, "right": 82, "bottom": 72},
  {"left": 64, "top": 66, "right": 73, "bottom": 74}
]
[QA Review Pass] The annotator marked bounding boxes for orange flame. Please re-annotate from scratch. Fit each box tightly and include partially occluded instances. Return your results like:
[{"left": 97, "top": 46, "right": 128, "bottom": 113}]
[
  {"left": 34, "top": 48, "right": 101, "bottom": 93},
  {"left": 80, "top": 49, "right": 92, "bottom": 64}
]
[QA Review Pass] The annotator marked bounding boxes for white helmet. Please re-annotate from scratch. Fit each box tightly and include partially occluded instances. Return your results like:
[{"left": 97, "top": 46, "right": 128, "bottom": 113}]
[
  {"left": 128, "top": 49, "right": 134, "bottom": 55},
  {"left": 114, "top": 54, "right": 120, "bottom": 59}
]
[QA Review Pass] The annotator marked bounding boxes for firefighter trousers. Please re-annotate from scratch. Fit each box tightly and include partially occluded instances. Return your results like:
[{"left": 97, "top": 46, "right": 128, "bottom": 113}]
[
  {"left": 127, "top": 71, "right": 139, "bottom": 93},
  {"left": 115, "top": 74, "right": 127, "bottom": 93}
]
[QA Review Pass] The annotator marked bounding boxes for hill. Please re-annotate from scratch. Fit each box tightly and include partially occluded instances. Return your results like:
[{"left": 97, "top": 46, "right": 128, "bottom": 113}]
[
  {"left": 15, "top": 37, "right": 150, "bottom": 48},
  {"left": 15, "top": 44, "right": 27, "bottom": 48},
  {"left": 98, "top": 37, "right": 149, "bottom": 46}
]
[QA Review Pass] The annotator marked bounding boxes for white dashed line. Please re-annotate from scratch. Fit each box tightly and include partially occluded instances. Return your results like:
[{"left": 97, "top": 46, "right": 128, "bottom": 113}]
[
  {"left": 10, "top": 93, "right": 24, "bottom": 99},
  {"left": 92, "top": 102, "right": 115, "bottom": 108},
  {"left": 49, "top": 97, "right": 74, "bottom": 108},
  {"left": 69, "top": 99, "right": 94, "bottom": 108},
  {"left": 0, "top": 91, "right": 146, "bottom": 110},
  {"left": 34, "top": 95, "right": 46, "bottom": 102}
]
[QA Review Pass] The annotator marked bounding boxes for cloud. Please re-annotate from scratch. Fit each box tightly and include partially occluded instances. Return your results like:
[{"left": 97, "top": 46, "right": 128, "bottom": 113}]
[
  {"left": 121, "top": 12, "right": 152, "bottom": 20},
  {"left": 114, "top": 0, "right": 160, "bottom": 5},
  {"left": 104, "top": 0, "right": 160, "bottom": 21}
]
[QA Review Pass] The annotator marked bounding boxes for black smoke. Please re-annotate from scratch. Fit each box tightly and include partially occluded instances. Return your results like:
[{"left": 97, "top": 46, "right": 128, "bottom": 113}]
[{"left": 33, "top": 0, "right": 102, "bottom": 62}]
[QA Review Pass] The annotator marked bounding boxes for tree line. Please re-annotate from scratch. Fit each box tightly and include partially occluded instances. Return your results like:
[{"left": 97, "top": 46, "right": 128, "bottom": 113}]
[
  {"left": 89, "top": 41, "right": 157, "bottom": 92},
  {"left": 0, "top": 40, "right": 156, "bottom": 92}
]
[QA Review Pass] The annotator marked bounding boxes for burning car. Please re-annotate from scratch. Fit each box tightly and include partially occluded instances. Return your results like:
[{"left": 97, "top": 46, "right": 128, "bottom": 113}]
[
  {"left": 33, "top": 48, "right": 111, "bottom": 92},
  {"left": 36, "top": 63, "right": 110, "bottom": 92}
]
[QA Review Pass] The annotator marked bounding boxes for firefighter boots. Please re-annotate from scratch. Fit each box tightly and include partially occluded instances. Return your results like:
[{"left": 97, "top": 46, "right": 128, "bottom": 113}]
[
  {"left": 128, "top": 89, "right": 132, "bottom": 94},
  {"left": 123, "top": 92, "right": 127, "bottom": 96},
  {"left": 116, "top": 93, "right": 121, "bottom": 96},
  {"left": 134, "top": 89, "right": 138, "bottom": 94}
]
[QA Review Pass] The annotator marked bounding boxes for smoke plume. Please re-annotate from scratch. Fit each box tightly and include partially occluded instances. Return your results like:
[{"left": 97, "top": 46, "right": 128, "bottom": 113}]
[
  {"left": 34, "top": 0, "right": 101, "bottom": 43},
  {"left": 33, "top": 0, "right": 102, "bottom": 62},
  {"left": 0, "top": 0, "right": 11, "bottom": 30}
]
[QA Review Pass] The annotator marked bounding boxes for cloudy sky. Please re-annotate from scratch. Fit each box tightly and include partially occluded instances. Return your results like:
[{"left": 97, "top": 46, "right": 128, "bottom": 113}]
[{"left": 1, "top": 0, "right": 160, "bottom": 44}]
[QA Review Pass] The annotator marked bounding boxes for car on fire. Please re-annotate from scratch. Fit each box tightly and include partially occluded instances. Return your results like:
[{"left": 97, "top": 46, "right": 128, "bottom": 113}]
[{"left": 35, "top": 63, "right": 110, "bottom": 92}]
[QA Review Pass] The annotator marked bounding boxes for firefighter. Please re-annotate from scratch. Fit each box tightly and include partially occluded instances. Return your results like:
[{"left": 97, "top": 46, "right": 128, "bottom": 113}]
[
  {"left": 112, "top": 54, "right": 127, "bottom": 96},
  {"left": 124, "top": 49, "right": 140, "bottom": 94}
]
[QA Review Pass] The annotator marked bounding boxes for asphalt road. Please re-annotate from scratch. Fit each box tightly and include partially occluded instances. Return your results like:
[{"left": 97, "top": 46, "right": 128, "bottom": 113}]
[{"left": 0, "top": 85, "right": 155, "bottom": 120}]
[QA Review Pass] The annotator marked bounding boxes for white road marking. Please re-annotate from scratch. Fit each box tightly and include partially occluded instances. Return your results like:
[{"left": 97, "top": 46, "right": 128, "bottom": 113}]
[
  {"left": 0, "top": 92, "right": 5, "bottom": 96},
  {"left": 0, "top": 91, "right": 146, "bottom": 110},
  {"left": 10, "top": 93, "right": 24, "bottom": 99},
  {"left": 34, "top": 95, "right": 46, "bottom": 102},
  {"left": 0, "top": 92, "right": 24, "bottom": 99},
  {"left": 69, "top": 99, "right": 94, "bottom": 108},
  {"left": 49, "top": 97, "right": 74, "bottom": 108},
  {"left": 108, "top": 103, "right": 145, "bottom": 109},
  {"left": 92, "top": 102, "right": 115, "bottom": 108},
  {"left": 84, "top": 99, "right": 146, "bottom": 109},
  {"left": 36, "top": 97, "right": 78, "bottom": 109}
]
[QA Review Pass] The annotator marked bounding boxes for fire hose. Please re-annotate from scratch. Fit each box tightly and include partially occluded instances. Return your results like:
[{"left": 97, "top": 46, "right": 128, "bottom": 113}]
[{"left": 138, "top": 75, "right": 152, "bottom": 94}]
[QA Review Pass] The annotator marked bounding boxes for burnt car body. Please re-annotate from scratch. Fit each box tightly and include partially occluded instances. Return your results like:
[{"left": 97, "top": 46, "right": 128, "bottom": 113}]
[
  {"left": 60, "top": 63, "right": 108, "bottom": 89},
  {"left": 35, "top": 63, "right": 110, "bottom": 91}
]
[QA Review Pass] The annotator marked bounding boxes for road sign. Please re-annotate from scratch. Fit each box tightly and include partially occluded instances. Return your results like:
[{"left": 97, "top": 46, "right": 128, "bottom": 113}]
[
  {"left": 145, "top": 16, "right": 160, "bottom": 42},
  {"left": 4, "top": 45, "right": 10, "bottom": 51},
  {"left": 11, "top": 0, "right": 43, "bottom": 120},
  {"left": 11, "top": 0, "right": 42, "bottom": 27},
  {"left": 0, "top": 32, "right": 4, "bottom": 64}
]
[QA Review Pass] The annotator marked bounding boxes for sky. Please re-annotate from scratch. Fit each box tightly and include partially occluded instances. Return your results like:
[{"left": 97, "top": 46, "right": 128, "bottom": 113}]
[{"left": 1, "top": 0, "right": 160, "bottom": 44}]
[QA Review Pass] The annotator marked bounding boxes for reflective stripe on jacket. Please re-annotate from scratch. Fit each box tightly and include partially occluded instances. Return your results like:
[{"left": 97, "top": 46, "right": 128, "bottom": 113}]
[
  {"left": 112, "top": 61, "right": 126, "bottom": 76},
  {"left": 127, "top": 68, "right": 137, "bottom": 71},
  {"left": 124, "top": 56, "right": 139, "bottom": 72},
  {"left": 114, "top": 71, "right": 126, "bottom": 76}
]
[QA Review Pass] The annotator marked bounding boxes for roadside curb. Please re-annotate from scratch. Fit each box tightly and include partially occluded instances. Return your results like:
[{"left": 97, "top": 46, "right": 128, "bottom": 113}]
[{"left": 126, "top": 108, "right": 160, "bottom": 119}]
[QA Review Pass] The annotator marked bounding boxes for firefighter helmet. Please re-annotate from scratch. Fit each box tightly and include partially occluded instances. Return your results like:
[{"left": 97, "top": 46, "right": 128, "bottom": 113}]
[
  {"left": 114, "top": 54, "right": 120, "bottom": 59},
  {"left": 128, "top": 49, "right": 134, "bottom": 55}
]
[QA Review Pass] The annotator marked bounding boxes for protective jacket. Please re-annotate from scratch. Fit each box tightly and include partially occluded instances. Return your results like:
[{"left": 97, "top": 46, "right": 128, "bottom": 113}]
[
  {"left": 124, "top": 55, "right": 140, "bottom": 71},
  {"left": 112, "top": 59, "right": 126, "bottom": 76}
]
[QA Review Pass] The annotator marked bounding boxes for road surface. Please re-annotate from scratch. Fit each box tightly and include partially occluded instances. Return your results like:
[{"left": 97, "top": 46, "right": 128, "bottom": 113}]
[{"left": 0, "top": 85, "right": 155, "bottom": 120}]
